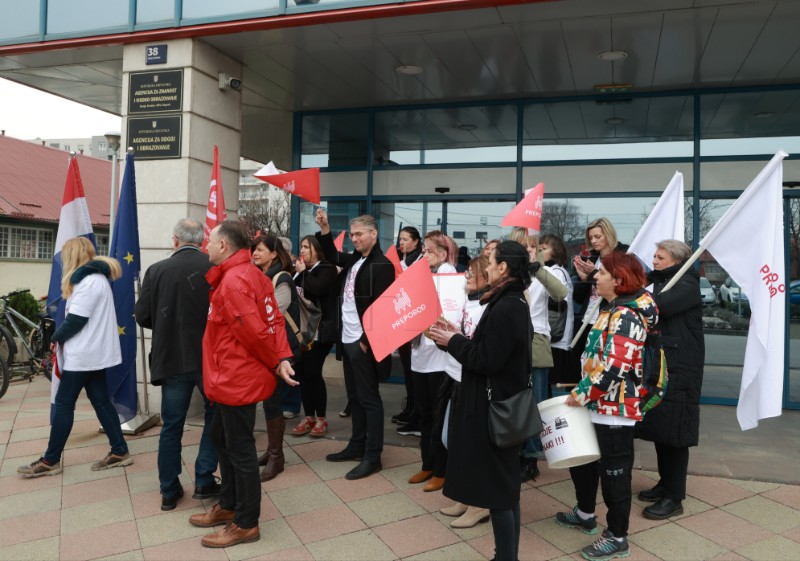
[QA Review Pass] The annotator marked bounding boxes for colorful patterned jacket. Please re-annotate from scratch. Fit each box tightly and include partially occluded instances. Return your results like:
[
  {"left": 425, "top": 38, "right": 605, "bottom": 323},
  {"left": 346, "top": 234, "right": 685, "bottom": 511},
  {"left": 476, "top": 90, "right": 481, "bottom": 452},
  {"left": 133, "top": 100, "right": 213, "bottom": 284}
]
[{"left": 571, "top": 289, "right": 658, "bottom": 421}]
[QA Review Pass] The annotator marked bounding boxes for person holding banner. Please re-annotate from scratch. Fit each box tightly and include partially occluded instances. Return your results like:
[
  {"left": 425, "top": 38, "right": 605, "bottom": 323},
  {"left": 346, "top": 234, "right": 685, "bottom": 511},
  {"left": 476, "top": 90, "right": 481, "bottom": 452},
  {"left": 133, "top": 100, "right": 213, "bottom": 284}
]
[
  {"left": 18, "top": 237, "right": 132, "bottom": 477},
  {"left": 290, "top": 235, "right": 339, "bottom": 438},
  {"left": 250, "top": 234, "right": 301, "bottom": 482},
  {"left": 406, "top": 231, "right": 458, "bottom": 492},
  {"left": 557, "top": 252, "right": 657, "bottom": 561},
  {"left": 429, "top": 241, "right": 535, "bottom": 561},
  {"left": 392, "top": 226, "right": 424, "bottom": 429},
  {"left": 635, "top": 240, "right": 704, "bottom": 520},
  {"left": 315, "top": 209, "right": 395, "bottom": 480}
]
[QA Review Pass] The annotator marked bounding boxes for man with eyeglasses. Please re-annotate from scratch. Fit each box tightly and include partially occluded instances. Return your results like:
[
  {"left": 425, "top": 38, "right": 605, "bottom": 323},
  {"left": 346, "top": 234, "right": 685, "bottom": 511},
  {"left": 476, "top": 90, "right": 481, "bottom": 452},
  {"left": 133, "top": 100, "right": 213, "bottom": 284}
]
[{"left": 315, "top": 209, "right": 395, "bottom": 480}]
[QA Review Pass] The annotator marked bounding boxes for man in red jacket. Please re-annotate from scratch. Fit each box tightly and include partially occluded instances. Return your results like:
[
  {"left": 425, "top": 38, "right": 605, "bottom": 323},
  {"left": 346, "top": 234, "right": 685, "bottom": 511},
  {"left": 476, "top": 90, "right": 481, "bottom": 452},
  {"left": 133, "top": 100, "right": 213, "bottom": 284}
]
[{"left": 189, "top": 220, "right": 296, "bottom": 549}]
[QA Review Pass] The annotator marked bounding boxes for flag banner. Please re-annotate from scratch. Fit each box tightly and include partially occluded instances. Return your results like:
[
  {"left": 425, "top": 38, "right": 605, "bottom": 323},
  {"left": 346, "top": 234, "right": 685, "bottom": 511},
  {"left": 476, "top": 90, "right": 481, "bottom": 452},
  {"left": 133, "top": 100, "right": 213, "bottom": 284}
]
[
  {"left": 363, "top": 259, "right": 443, "bottom": 362},
  {"left": 699, "top": 151, "right": 787, "bottom": 430},
  {"left": 333, "top": 231, "right": 346, "bottom": 252},
  {"left": 501, "top": 183, "right": 545, "bottom": 232},
  {"left": 254, "top": 162, "right": 321, "bottom": 205},
  {"left": 202, "top": 145, "right": 226, "bottom": 252},
  {"left": 435, "top": 273, "right": 467, "bottom": 327},
  {"left": 628, "top": 171, "right": 685, "bottom": 269},
  {"left": 106, "top": 153, "right": 141, "bottom": 423},
  {"left": 47, "top": 157, "right": 96, "bottom": 414},
  {"left": 385, "top": 245, "right": 403, "bottom": 277}
]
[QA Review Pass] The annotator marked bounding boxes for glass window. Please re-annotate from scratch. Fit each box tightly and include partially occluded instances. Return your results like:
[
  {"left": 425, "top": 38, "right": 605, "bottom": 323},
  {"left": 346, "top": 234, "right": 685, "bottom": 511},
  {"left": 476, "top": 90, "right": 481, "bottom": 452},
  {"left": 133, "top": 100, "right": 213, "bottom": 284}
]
[
  {"left": 182, "top": 0, "right": 279, "bottom": 20},
  {"left": 1, "top": 226, "right": 53, "bottom": 260},
  {"left": 445, "top": 202, "right": 516, "bottom": 258},
  {"left": 302, "top": 113, "right": 370, "bottom": 169},
  {"left": 136, "top": 0, "right": 174, "bottom": 24},
  {"left": 375, "top": 105, "right": 517, "bottom": 166},
  {"left": 298, "top": 201, "right": 367, "bottom": 253},
  {"left": 0, "top": 0, "right": 39, "bottom": 41},
  {"left": 373, "top": 202, "right": 443, "bottom": 253},
  {"left": 96, "top": 234, "right": 109, "bottom": 257},
  {"left": 701, "top": 91, "right": 800, "bottom": 156},
  {"left": 523, "top": 96, "right": 694, "bottom": 161},
  {"left": 522, "top": 162, "right": 694, "bottom": 195},
  {"left": 47, "top": 0, "right": 128, "bottom": 35},
  {"left": 787, "top": 198, "right": 800, "bottom": 405}
]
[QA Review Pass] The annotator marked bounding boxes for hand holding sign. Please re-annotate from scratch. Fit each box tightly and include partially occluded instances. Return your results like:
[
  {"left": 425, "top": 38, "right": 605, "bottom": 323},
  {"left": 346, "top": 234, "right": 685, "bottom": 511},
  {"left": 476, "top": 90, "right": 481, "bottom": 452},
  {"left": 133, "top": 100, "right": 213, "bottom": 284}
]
[{"left": 501, "top": 182, "right": 545, "bottom": 233}]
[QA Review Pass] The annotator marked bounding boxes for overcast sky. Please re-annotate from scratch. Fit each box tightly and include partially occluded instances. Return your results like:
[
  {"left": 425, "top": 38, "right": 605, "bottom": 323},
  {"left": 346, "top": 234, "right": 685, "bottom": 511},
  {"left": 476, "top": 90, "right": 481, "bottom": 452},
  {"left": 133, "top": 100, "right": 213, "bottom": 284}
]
[{"left": 0, "top": 78, "right": 121, "bottom": 140}]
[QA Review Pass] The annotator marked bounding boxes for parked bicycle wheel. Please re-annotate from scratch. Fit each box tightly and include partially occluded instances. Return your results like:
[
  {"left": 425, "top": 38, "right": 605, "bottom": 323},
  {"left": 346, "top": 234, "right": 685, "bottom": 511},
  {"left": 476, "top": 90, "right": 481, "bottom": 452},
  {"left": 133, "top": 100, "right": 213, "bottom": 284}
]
[
  {"left": 0, "top": 354, "right": 9, "bottom": 399},
  {"left": 0, "top": 324, "right": 15, "bottom": 367},
  {"left": 29, "top": 324, "right": 53, "bottom": 381}
]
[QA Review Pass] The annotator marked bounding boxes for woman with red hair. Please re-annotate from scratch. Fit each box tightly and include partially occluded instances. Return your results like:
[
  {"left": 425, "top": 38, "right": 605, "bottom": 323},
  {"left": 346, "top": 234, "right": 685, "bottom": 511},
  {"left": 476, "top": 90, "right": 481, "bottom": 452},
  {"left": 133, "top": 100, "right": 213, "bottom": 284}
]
[{"left": 554, "top": 252, "right": 658, "bottom": 561}]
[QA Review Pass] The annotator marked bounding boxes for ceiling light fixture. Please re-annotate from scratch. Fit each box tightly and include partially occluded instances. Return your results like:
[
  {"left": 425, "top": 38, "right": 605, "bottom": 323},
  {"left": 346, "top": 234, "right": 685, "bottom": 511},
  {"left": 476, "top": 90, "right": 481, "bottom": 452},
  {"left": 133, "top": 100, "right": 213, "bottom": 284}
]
[
  {"left": 605, "top": 117, "right": 625, "bottom": 125},
  {"left": 457, "top": 124, "right": 477, "bottom": 131},
  {"left": 396, "top": 65, "right": 423, "bottom": 75},
  {"left": 597, "top": 50, "right": 628, "bottom": 62},
  {"left": 753, "top": 112, "right": 775, "bottom": 119}
]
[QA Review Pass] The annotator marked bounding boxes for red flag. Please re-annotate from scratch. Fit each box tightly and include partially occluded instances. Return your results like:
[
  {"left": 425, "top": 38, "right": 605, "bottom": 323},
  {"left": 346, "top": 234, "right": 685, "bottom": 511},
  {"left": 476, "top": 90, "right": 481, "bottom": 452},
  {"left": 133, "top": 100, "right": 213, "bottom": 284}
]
[
  {"left": 363, "top": 260, "right": 443, "bottom": 361},
  {"left": 385, "top": 245, "right": 403, "bottom": 277},
  {"left": 255, "top": 167, "right": 321, "bottom": 204},
  {"left": 202, "top": 145, "right": 227, "bottom": 252},
  {"left": 501, "top": 182, "right": 544, "bottom": 232},
  {"left": 333, "top": 231, "right": 346, "bottom": 252}
]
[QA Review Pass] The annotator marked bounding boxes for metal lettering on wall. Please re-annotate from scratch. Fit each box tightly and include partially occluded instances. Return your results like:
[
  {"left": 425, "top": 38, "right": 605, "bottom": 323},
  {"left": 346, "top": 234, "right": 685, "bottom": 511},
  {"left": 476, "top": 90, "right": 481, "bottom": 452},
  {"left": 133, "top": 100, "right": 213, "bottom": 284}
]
[
  {"left": 127, "top": 116, "right": 182, "bottom": 160},
  {"left": 128, "top": 69, "right": 183, "bottom": 114}
]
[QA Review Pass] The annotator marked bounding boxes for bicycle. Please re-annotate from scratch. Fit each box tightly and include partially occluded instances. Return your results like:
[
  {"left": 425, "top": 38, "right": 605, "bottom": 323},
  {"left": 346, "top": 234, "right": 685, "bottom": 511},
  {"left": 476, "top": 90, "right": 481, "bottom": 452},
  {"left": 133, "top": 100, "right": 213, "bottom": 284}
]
[{"left": 0, "top": 289, "right": 55, "bottom": 399}]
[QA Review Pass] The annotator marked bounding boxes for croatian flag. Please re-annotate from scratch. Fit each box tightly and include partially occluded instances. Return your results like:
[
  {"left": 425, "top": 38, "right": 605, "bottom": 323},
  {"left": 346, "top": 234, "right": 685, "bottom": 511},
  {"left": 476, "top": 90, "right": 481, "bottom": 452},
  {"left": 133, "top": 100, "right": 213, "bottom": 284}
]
[{"left": 46, "top": 157, "right": 96, "bottom": 412}]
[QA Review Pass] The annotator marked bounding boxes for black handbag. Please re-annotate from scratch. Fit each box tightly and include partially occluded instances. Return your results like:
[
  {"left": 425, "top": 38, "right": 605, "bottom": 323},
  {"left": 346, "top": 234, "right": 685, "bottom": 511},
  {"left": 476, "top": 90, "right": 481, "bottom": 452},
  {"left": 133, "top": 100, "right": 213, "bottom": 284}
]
[{"left": 485, "top": 305, "right": 543, "bottom": 448}]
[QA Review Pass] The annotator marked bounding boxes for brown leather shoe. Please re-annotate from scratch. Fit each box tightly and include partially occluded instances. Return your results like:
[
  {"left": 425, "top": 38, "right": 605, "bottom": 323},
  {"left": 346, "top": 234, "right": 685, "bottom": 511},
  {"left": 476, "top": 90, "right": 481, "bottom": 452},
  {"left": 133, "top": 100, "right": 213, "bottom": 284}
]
[
  {"left": 408, "top": 470, "right": 433, "bottom": 484},
  {"left": 423, "top": 476, "right": 445, "bottom": 492},
  {"left": 189, "top": 504, "right": 235, "bottom": 528},
  {"left": 200, "top": 522, "right": 260, "bottom": 548}
]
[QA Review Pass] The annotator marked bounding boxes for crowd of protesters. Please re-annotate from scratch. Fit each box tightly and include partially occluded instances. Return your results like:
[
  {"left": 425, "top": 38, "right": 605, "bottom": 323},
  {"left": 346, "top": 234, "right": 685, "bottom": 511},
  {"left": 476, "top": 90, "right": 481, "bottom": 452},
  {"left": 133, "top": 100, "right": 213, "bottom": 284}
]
[{"left": 15, "top": 210, "right": 703, "bottom": 561}]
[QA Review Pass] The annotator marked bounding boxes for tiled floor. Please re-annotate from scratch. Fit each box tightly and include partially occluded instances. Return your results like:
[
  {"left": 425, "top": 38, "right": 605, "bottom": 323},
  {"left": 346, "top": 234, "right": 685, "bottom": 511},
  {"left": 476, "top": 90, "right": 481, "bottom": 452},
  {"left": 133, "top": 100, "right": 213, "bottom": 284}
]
[{"left": 2, "top": 377, "right": 800, "bottom": 560}]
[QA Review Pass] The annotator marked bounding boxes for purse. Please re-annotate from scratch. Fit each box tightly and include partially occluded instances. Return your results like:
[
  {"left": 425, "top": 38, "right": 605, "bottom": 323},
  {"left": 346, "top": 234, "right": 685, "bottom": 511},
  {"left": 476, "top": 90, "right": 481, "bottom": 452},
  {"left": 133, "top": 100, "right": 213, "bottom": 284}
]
[{"left": 485, "top": 299, "right": 543, "bottom": 449}]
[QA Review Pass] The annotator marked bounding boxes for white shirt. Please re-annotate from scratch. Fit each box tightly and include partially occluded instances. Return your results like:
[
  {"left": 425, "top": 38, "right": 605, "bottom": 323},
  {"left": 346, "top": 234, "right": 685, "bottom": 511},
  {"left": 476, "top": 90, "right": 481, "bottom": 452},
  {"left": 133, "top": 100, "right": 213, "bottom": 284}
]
[
  {"left": 528, "top": 274, "right": 551, "bottom": 341},
  {"left": 549, "top": 265, "right": 575, "bottom": 350},
  {"left": 444, "top": 296, "right": 487, "bottom": 381},
  {"left": 341, "top": 257, "right": 366, "bottom": 344},
  {"left": 411, "top": 262, "right": 457, "bottom": 373},
  {"left": 62, "top": 273, "right": 122, "bottom": 371}
]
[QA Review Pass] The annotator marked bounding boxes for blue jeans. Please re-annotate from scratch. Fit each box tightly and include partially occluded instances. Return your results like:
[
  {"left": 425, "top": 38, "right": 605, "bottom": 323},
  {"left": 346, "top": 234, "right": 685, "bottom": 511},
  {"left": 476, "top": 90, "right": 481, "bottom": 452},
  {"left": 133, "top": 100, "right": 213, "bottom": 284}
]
[
  {"left": 521, "top": 367, "right": 550, "bottom": 460},
  {"left": 44, "top": 369, "right": 128, "bottom": 465},
  {"left": 281, "top": 382, "right": 302, "bottom": 415},
  {"left": 158, "top": 371, "right": 218, "bottom": 497}
]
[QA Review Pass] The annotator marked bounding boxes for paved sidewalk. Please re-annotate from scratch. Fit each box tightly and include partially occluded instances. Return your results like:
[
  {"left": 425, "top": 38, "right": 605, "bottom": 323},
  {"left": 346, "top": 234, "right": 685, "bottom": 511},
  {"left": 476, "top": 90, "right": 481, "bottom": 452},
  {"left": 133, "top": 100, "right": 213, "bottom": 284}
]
[{"left": 1, "top": 376, "right": 800, "bottom": 561}]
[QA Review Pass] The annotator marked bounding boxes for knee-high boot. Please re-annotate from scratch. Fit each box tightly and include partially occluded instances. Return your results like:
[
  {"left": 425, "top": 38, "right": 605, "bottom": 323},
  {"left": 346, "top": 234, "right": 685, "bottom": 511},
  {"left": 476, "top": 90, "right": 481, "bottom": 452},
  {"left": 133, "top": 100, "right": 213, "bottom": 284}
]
[{"left": 260, "top": 417, "right": 285, "bottom": 481}]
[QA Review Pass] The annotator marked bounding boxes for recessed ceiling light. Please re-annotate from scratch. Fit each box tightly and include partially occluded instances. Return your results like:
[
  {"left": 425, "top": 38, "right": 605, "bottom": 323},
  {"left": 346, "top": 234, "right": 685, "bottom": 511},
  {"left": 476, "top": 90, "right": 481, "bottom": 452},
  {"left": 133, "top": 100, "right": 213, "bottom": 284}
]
[
  {"left": 457, "top": 124, "right": 477, "bottom": 132},
  {"left": 605, "top": 117, "right": 625, "bottom": 125},
  {"left": 753, "top": 112, "right": 775, "bottom": 119},
  {"left": 396, "top": 65, "right": 423, "bottom": 75},
  {"left": 597, "top": 50, "right": 628, "bottom": 62}
]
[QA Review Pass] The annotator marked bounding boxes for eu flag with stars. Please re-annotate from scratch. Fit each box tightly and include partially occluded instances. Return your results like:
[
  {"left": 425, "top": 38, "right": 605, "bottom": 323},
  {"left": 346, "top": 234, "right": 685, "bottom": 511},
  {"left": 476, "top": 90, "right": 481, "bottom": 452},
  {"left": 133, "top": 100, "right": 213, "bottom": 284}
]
[{"left": 107, "top": 152, "right": 140, "bottom": 423}]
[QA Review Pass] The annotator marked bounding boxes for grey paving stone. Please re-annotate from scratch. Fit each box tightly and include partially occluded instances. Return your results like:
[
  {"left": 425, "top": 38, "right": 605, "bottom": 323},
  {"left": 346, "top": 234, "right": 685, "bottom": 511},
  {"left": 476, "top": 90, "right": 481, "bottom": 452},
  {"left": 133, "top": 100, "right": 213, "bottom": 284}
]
[
  {"left": 225, "top": 517, "right": 302, "bottom": 561},
  {"left": 0, "top": 486, "right": 61, "bottom": 521},
  {"left": 61, "top": 495, "right": 135, "bottom": 534},
  {"left": 349, "top": 491, "right": 426, "bottom": 527},
  {"left": 630, "top": 522, "right": 727, "bottom": 560},
  {"left": 0, "top": 536, "right": 59, "bottom": 561},
  {"left": 735, "top": 535, "right": 800, "bottom": 561},
  {"left": 722, "top": 495, "right": 800, "bottom": 533},
  {"left": 306, "top": 529, "right": 397, "bottom": 561},
  {"left": 135, "top": 506, "right": 208, "bottom": 548},
  {"left": 403, "top": 542, "right": 486, "bottom": 561},
  {"left": 269, "top": 481, "right": 342, "bottom": 517}
]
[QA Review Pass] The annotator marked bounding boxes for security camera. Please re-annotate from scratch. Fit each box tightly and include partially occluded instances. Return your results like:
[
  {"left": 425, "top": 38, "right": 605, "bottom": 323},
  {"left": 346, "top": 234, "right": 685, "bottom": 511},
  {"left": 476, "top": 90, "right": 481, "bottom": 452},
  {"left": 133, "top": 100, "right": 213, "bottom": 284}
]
[
  {"left": 219, "top": 73, "right": 242, "bottom": 91},
  {"left": 435, "top": 187, "right": 450, "bottom": 194}
]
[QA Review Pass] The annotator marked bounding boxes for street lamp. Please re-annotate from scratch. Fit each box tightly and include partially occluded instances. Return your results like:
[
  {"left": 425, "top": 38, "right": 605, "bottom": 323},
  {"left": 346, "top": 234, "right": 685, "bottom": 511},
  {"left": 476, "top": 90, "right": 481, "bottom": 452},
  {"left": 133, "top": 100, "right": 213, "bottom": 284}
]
[{"left": 105, "top": 131, "right": 121, "bottom": 244}]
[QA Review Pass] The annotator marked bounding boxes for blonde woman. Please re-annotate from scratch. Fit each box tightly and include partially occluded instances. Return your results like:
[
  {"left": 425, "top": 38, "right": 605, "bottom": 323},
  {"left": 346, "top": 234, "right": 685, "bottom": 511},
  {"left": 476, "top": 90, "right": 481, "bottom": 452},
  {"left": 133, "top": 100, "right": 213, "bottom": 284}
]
[{"left": 18, "top": 237, "right": 132, "bottom": 477}]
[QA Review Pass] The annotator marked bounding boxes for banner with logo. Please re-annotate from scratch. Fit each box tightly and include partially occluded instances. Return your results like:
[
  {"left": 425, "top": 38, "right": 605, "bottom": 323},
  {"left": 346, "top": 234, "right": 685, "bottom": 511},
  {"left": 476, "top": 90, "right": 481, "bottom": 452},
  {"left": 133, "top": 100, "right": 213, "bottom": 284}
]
[
  {"left": 364, "top": 259, "right": 442, "bottom": 361},
  {"left": 501, "top": 182, "right": 545, "bottom": 232}
]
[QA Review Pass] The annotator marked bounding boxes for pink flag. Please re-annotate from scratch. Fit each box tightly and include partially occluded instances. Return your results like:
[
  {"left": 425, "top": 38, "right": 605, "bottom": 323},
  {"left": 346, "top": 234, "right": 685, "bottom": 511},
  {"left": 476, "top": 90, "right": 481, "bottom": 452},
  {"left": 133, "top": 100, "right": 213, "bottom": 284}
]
[
  {"left": 202, "top": 145, "right": 226, "bottom": 252},
  {"left": 333, "top": 231, "right": 346, "bottom": 252},
  {"left": 385, "top": 245, "right": 403, "bottom": 277},
  {"left": 364, "top": 260, "right": 442, "bottom": 361},
  {"left": 255, "top": 166, "right": 321, "bottom": 204},
  {"left": 501, "top": 183, "right": 545, "bottom": 233}
]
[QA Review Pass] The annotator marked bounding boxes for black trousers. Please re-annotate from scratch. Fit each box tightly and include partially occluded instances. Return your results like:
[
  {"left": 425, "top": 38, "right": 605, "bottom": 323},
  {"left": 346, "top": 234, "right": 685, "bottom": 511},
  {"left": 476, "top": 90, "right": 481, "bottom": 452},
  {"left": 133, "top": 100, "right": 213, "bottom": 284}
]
[
  {"left": 262, "top": 378, "right": 288, "bottom": 421},
  {"left": 297, "top": 342, "right": 334, "bottom": 418},
  {"left": 490, "top": 502, "right": 521, "bottom": 561},
  {"left": 655, "top": 442, "right": 690, "bottom": 500},
  {"left": 569, "top": 424, "right": 635, "bottom": 538},
  {"left": 209, "top": 403, "right": 260, "bottom": 529},
  {"left": 412, "top": 370, "right": 449, "bottom": 476},
  {"left": 399, "top": 342, "right": 415, "bottom": 403},
  {"left": 342, "top": 341, "right": 384, "bottom": 462}
]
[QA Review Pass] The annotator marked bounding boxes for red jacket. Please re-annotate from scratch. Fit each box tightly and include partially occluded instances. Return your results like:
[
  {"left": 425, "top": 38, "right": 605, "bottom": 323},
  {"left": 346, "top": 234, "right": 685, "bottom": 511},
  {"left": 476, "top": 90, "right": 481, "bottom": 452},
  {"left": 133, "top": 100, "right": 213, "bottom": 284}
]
[{"left": 202, "top": 249, "right": 293, "bottom": 406}]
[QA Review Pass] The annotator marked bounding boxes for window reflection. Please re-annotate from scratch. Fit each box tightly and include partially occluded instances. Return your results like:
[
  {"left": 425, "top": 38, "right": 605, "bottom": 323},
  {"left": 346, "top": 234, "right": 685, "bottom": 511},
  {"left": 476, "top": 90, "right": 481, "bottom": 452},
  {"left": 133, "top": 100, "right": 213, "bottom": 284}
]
[
  {"left": 0, "top": 1, "right": 38, "bottom": 40},
  {"left": 182, "top": 0, "right": 279, "bottom": 19},
  {"left": 136, "top": 0, "right": 174, "bottom": 24},
  {"left": 47, "top": 0, "right": 128, "bottom": 34}
]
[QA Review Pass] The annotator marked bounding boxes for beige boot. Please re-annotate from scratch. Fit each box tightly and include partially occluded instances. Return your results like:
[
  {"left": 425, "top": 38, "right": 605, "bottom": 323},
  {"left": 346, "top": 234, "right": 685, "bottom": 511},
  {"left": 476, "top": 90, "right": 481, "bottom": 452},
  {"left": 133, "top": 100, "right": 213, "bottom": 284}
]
[
  {"left": 440, "top": 502, "right": 468, "bottom": 517},
  {"left": 451, "top": 506, "right": 490, "bottom": 528}
]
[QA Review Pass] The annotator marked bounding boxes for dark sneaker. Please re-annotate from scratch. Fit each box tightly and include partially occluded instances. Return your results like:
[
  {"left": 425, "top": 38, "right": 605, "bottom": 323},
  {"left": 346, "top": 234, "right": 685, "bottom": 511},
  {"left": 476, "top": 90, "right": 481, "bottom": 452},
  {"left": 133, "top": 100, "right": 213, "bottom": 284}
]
[
  {"left": 581, "top": 530, "right": 630, "bottom": 561},
  {"left": 91, "top": 451, "right": 133, "bottom": 471},
  {"left": 161, "top": 488, "right": 184, "bottom": 511},
  {"left": 643, "top": 497, "right": 683, "bottom": 520},
  {"left": 193, "top": 480, "right": 222, "bottom": 500},
  {"left": 391, "top": 397, "right": 408, "bottom": 424},
  {"left": 555, "top": 506, "right": 599, "bottom": 534},
  {"left": 396, "top": 422, "right": 421, "bottom": 436},
  {"left": 17, "top": 457, "right": 62, "bottom": 478}
]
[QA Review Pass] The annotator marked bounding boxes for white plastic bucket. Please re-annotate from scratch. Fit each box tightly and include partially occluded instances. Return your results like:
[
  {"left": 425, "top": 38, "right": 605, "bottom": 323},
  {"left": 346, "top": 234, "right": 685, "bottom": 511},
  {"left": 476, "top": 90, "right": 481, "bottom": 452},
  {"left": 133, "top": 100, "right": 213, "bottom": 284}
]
[{"left": 537, "top": 395, "right": 600, "bottom": 469}]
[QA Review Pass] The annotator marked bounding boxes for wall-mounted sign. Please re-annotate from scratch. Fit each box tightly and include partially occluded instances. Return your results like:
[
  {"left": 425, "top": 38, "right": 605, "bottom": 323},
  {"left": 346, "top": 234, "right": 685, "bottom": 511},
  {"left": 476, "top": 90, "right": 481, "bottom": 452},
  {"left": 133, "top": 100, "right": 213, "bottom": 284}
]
[
  {"left": 128, "top": 69, "right": 183, "bottom": 114},
  {"left": 146, "top": 44, "right": 168, "bottom": 65},
  {"left": 127, "top": 116, "right": 182, "bottom": 160}
]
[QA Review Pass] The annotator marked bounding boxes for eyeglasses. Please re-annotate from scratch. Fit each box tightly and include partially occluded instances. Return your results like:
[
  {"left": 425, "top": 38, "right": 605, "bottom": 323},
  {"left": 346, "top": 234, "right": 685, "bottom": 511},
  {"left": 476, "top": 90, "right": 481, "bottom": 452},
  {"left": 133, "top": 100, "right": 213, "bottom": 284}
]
[{"left": 465, "top": 270, "right": 475, "bottom": 278}]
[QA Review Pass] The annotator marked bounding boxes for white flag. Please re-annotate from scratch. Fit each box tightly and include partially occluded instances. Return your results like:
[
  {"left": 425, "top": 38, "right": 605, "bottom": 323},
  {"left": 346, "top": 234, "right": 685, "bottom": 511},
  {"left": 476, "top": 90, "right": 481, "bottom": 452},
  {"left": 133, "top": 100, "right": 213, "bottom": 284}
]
[
  {"left": 628, "top": 171, "right": 684, "bottom": 267},
  {"left": 700, "top": 152, "right": 787, "bottom": 430}
]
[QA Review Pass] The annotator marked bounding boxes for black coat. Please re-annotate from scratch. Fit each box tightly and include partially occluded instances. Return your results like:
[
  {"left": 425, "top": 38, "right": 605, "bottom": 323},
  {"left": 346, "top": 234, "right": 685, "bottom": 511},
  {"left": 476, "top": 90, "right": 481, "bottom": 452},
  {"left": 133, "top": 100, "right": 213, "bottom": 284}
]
[
  {"left": 317, "top": 231, "right": 396, "bottom": 378},
  {"left": 134, "top": 246, "right": 212, "bottom": 385},
  {"left": 294, "top": 260, "right": 339, "bottom": 344},
  {"left": 572, "top": 242, "right": 629, "bottom": 313},
  {"left": 636, "top": 262, "right": 705, "bottom": 448},
  {"left": 444, "top": 281, "right": 532, "bottom": 510}
]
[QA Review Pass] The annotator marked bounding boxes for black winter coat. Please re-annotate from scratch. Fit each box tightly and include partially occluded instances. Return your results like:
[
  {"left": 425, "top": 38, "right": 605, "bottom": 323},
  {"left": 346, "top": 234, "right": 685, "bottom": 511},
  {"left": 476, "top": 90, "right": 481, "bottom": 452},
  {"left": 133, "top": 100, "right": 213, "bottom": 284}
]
[
  {"left": 294, "top": 260, "right": 339, "bottom": 344},
  {"left": 572, "top": 242, "right": 629, "bottom": 314},
  {"left": 636, "top": 262, "right": 705, "bottom": 448},
  {"left": 443, "top": 280, "right": 532, "bottom": 510},
  {"left": 134, "top": 246, "right": 211, "bottom": 385}
]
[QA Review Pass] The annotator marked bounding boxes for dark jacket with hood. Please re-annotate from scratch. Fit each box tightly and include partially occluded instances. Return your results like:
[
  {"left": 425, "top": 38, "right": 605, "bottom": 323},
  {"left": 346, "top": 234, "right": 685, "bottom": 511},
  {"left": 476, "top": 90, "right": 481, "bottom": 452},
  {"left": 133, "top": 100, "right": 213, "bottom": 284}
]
[
  {"left": 294, "top": 259, "right": 339, "bottom": 345},
  {"left": 572, "top": 241, "right": 629, "bottom": 315},
  {"left": 636, "top": 262, "right": 705, "bottom": 448}
]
